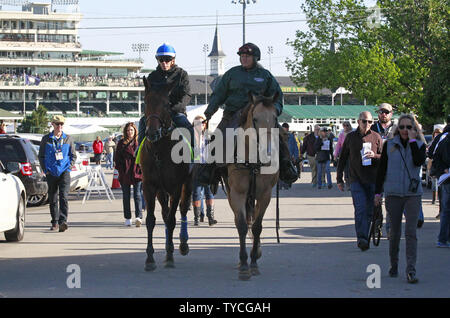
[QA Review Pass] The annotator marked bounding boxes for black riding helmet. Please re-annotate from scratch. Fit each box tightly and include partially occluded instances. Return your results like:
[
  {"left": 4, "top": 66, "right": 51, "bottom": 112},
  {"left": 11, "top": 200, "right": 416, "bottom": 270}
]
[{"left": 237, "top": 43, "right": 261, "bottom": 61}]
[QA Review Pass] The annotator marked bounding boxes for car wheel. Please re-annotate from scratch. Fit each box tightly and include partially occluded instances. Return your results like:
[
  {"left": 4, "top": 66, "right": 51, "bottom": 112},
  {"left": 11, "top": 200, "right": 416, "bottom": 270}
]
[
  {"left": 5, "top": 195, "right": 26, "bottom": 242},
  {"left": 27, "top": 194, "right": 48, "bottom": 207}
]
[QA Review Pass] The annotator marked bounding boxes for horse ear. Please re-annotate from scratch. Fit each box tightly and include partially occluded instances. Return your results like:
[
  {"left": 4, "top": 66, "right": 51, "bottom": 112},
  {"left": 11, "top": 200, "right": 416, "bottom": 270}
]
[
  {"left": 143, "top": 76, "right": 150, "bottom": 92},
  {"left": 248, "top": 92, "right": 257, "bottom": 104}
]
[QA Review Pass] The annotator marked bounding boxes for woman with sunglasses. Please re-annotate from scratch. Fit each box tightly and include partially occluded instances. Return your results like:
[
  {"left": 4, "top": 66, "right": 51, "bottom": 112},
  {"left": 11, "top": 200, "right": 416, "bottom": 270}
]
[
  {"left": 137, "top": 43, "right": 193, "bottom": 147},
  {"left": 374, "top": 114, "right": 427, "bottom": 284}
]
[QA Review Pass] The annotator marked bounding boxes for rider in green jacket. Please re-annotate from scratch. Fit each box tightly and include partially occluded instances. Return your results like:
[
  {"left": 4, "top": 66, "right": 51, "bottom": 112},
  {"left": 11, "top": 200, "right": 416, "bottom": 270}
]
[{"left": 200, "top": 43, "right": 298, "bottom": 186}]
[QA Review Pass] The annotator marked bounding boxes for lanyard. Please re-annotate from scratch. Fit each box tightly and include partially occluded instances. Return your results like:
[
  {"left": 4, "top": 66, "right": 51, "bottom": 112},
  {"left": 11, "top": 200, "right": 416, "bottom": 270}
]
[{"left": 52, "top": 134, "right": 64, "bottom": 151}]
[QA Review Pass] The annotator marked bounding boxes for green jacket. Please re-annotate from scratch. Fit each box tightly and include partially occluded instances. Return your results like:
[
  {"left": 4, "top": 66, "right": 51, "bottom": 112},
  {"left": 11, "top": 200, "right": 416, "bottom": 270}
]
[{"left": 204, "top": 64, "right": 283, "bottom": 117}]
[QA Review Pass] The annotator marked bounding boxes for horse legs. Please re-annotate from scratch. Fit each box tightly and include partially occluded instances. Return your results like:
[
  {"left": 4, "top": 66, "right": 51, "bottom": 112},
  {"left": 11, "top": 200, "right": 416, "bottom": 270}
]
[
  {"left": 144, "top": 185, "right": 157, "bottom": 272},
  {"left": 161, "top": 190, "right": 181, "bottom": 268},
  {"left": 250, "top": 191, "right": 271, "bottom": 276},
  {"left": 178, "top": 181, "right": 192, "bottom": 256}
]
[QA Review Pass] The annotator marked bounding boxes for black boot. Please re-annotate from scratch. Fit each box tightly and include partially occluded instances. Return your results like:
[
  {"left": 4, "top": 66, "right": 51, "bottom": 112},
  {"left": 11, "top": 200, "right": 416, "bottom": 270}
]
[
  {"left": 206, "top": 205, "right": 217, "bottom": 226},
  {"left": 193, "top": 206, "right": 200, "bottom": 226}
]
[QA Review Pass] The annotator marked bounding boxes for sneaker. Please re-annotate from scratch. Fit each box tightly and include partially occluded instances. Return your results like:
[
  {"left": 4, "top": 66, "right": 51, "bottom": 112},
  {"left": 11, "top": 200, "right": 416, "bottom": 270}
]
[
  {"left": 59, "top": 223, "right": 68, "bottom": 233},
  {"left": 125, "top": 219, "right": 132, "bottom": 227},
  {"left": 436, "top": 241, "right": 450, "bottom": 248},
  {"left": 407, "top": 272, "right": 419, "bottom": 284},
  {"left": 135, "top": 218, "right": 142, "bottom": 228},
  {"left": 389, "top": 266, "right": 398, "bottom": 277},
  {"left": 357, "top": 239, "right": 369, "bottom": 251},
  {"left": 50, "top": 224, "right": 59, "bottom": 231}
]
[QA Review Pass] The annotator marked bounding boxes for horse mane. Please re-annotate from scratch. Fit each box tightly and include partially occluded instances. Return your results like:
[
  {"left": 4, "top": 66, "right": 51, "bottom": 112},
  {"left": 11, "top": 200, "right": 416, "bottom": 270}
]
[{"left": 238, "top": 94, "right": 278, "bottom": 127}]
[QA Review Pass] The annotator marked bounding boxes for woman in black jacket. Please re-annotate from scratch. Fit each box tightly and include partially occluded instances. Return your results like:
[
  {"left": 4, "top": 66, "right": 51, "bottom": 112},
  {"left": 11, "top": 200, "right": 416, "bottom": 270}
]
[{"left": 314, "top": 127, "right": 334, "bottom": 189}]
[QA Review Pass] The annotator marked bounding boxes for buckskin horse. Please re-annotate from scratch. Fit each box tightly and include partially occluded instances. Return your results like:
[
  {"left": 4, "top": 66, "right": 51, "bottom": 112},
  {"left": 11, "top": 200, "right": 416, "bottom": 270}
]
[
  {"left": 139, "top": 77, "right": 192, "bottom": 271},
  {"left": 222, "top": 93, "right": 280, "bottom": 280}
]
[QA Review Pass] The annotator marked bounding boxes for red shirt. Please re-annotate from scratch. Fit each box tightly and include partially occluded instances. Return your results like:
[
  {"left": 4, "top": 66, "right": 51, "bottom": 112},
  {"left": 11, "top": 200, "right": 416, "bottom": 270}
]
[{"left": 93, "top": 140, "right": 103, "bottom": 154}]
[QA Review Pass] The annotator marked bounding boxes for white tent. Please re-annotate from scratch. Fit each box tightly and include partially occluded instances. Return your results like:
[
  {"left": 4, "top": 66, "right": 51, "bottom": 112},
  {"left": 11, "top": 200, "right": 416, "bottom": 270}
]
[{"left": 63, "top": 124, "right": 108, "bottom": 135}]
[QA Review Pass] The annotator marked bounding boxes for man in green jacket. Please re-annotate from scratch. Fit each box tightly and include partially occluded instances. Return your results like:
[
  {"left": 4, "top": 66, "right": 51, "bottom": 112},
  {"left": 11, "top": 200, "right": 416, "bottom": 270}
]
[{"left": 199, "top": 42, "right": 298, "bottom": 186}]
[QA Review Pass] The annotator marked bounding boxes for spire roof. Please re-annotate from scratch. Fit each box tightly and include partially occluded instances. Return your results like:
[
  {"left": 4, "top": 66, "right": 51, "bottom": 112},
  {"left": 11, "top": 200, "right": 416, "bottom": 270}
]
[{"left": 208, "top": 25, "right": 226, "bottom": 58}]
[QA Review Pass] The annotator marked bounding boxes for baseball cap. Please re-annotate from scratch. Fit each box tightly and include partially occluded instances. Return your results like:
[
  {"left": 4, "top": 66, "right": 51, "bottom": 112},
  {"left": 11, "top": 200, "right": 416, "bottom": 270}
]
[
  {"left": 51, "top": 115, "right": 66, "bottom": 124},
  {"left": 378, "top": 103, "right": 393, "bottom": 112}
]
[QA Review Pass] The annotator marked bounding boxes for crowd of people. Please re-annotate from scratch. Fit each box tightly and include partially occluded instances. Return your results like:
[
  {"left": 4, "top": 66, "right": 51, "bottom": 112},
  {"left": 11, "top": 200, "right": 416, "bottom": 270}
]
[{"left": 34, "top": 42, "right": 448, "bottom": 286}]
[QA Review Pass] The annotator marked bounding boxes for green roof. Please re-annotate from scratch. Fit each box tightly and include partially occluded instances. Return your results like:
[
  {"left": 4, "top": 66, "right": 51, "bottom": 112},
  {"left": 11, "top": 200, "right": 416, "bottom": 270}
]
[
  {"left": 0, "top": 108, "right": 23, "bottom": 120},
  {"left": 282, "top": 105, "right": 378, "bottom": 119},
  {"left": 81, "top": 50, "right": 124, "bottom": 57}
]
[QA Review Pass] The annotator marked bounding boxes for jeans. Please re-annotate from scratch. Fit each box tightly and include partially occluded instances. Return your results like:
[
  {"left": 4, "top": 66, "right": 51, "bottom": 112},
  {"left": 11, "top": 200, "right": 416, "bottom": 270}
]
[
  {"left": 106, "top": 152, "right": 114, "bottom": 169},
  {"left": 317, "top": 160, "right": 332, "bottom": 188},
  {"left": 385, "top": 195, "right": 421, "bottom": 274},
  {"left": 438, "top": 182, "right": 450, "bottom": 243},
  {"left": 350, "top": 181, "right": 375, "bottom": 242},
  {"left": 307, "top": 155, "right": 317, "bottom": 185},
  {"left": 386, "top": 205, "right": 424, "bottom": 235},
  {"left": 122, "top": 182, "right": 142, "bottom": 220},
  {"left": 193, "top": 182, "right": 214, "bottom": 202},
  {"left": 46, "top": 171, "right": 71, "bottom": 225}
]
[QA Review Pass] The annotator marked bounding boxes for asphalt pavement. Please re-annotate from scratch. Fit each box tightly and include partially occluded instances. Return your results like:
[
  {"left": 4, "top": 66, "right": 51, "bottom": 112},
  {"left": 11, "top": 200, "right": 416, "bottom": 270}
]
[{"left": 0, "top": 168, "right": 449, "bottom": 299}]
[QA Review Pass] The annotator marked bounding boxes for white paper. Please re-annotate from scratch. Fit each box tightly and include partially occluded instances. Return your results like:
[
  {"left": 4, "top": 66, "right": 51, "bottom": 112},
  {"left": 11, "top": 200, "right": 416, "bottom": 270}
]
[
  {"left": 361, "top": 142, "right": 372, "bottom": 166},
  {"left": 321, "top": 140, "right": 330, "bottom": 151},
  {"left": 438, "top": 172, "right": 450, "bottom": 186}
]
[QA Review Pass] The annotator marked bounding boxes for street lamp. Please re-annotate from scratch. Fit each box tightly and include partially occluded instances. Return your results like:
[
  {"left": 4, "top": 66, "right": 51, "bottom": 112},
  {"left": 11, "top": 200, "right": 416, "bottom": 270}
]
[
  {"left": 203, "top": 44, "right": 209, "bottom": 104},
  {"left": 231, "top": 0, "right": 257, "bottom": 45},
  {"left": 267, "top": 46, "right": 273, "bottom": 72},
  {"left": 131, "top": 43, "right": 149, "bottom": 61}
]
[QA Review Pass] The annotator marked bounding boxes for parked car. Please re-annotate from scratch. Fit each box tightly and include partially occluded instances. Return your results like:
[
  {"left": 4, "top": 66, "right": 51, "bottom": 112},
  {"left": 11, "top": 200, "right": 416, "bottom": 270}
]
[
  {"left": 0, "top": 135, "right": 48, "bottom": 207},
  {"left": 0, "top": 160, "right": 26, "bottom": 242}
]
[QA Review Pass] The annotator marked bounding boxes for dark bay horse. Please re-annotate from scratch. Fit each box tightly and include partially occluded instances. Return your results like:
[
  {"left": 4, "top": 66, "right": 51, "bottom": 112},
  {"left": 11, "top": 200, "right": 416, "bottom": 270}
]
[
  {"left": 139, "top": 77, "right": 193, "bottom": 271},
  {"left": 223, "top": 93, "right": 280, "bottom": 280}
]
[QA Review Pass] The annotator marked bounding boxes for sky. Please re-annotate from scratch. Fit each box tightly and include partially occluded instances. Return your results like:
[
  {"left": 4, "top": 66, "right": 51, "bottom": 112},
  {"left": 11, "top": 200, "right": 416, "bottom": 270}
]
[{"left": 74, "top": 0, "right": 308, "bottom": 76}]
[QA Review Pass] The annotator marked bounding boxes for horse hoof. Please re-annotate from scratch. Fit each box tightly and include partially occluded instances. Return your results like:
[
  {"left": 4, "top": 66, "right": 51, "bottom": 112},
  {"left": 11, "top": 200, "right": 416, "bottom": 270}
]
[
  {"left": 239, "top": 270, "right": 252, "bottom": 281},
  {"left": 145, "top": 262, "right": 157, "bottom": 272},
  {"left": 164, "top": 260, "right": 175, "bottom": 268},
  {"left": 250, "top": 266, "right": 260, "bottom": 276},
  {"left": 179, "top": 243, "right": 189, "bottom": 256}
]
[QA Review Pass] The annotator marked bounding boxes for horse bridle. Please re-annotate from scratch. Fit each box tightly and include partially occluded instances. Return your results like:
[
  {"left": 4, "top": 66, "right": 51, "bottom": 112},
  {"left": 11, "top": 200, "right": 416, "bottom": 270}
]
[{"left": 146, "top": 113, "right": 176, "bottom": 143}]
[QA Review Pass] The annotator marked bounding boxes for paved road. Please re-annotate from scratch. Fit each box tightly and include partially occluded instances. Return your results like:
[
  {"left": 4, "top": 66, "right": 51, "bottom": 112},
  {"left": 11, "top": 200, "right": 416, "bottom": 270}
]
[{"left": 0, "top": 169, "right": 449, "bottom": 298}]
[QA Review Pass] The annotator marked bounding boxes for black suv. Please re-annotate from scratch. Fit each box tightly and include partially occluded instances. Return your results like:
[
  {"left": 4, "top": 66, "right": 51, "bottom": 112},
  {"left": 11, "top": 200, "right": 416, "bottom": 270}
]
[{"left": 0, "top": 135, "right": 48, "bottom": 207}]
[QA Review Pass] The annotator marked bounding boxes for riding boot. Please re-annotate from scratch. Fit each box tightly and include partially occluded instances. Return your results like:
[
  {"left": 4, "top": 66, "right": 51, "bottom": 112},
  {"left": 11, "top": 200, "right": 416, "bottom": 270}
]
[
  {"left": 193, "top": 206, "right": 201, "bottom": 226},
  {"left": 278, "top": 130, "right": 298, "bottom": 184},
  {"left": 206, "top": 205, "right": 218, "bottom": 226}
]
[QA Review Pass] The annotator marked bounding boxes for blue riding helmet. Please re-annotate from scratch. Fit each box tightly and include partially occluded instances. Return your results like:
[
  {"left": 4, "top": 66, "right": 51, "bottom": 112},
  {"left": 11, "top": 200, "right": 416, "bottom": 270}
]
[{"left": 155, "top": 43, "right": 176, "bottom": 58}]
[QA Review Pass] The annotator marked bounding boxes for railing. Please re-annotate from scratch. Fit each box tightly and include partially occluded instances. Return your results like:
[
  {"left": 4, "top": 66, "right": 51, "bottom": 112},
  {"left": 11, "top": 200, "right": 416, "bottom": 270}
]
[{"left": 0, "top": 76, "right": 143, "bottom": 88}]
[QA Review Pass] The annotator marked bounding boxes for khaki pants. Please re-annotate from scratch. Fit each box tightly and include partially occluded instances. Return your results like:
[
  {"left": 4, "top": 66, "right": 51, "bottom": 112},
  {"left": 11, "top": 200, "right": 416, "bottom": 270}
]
[{"left": 307, "top": 155, "right": 317, "bottom": 185}]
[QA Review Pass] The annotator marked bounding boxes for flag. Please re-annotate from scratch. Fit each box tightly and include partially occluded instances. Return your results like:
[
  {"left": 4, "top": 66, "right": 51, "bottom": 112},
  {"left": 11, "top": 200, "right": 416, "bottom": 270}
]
[{"left": 25, "top": 74, "right": 41, "bottom": 86}]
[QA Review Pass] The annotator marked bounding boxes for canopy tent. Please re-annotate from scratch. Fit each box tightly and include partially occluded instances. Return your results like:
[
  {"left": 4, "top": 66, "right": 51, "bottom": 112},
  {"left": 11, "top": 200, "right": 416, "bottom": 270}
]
[
  {"left": 59, "top": 124, "right": 110, "bottom": 142},
  {"left": 0, "top": 108, "right": 24, "bottom": 133}
]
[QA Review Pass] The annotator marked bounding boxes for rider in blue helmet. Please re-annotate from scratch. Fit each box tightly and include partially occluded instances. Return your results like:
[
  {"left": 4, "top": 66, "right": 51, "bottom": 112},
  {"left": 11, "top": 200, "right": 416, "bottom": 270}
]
[{"left": 138, "top": 43, "right": 193, "bottom": 147}]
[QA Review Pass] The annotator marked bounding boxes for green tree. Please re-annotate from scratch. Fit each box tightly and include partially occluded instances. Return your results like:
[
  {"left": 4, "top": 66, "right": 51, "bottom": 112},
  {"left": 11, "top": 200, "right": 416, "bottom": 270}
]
[
  {"left": 286, "top": 0, "right": 449, "bottom": 124},
  {"left": 18, "top": 105, "right": 50, "bottom": 134}
]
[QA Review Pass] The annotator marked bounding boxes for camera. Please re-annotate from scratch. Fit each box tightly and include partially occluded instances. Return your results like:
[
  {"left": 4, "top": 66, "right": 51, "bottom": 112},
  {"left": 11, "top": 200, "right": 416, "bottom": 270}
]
[{"left": 409, "top": 178, "right": 420, "bottom": 193}]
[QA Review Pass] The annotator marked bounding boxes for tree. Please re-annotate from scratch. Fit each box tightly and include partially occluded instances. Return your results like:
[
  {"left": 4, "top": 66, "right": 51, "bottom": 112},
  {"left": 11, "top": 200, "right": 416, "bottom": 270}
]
[
  {"left": 18, "top": 105, "right": 50, "bottom": 134},
  {"left": 286, "top": 0, "right": 449, "bottom": 124}
]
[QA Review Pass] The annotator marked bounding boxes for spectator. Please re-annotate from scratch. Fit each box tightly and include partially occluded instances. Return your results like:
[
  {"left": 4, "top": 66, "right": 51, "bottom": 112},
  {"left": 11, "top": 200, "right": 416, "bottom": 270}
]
[
  {"left": 38, "top": 115, "right": 77, "bottom": 232},
  {"left": 301, "top": 125, "right": 321, "bottom": 187},
  {"left": 280, "top": 123, "right": 299, "bottom": 189},
  {"left": 104, "top": 137, "right": 116, "bottom": 170},
  {"left": 371, "top": 103, "right": 395, "bottom": 139},
  {"left": 430, "top": 123, "right": 450, "bottom": 248},
  {"left": 0, "top": 122, "right": 6, "bottom": 134},
  {"left": 337, "top": 111, "right": 383, "bottom": 251},
  {"left": 428, "top": 128, "right": 443, "bottom": 217},
  {"left": 314, "top": 127, "right": 333, "bottom": 189},
  {"left": 334, "top": 121, "right": 353, "bottom": 190},
  {"left": 92, "top": 136, "right": 104, "bottom": 165},
  {"left": 374, "top": 114, "right": 427, "bottom": 283},
  {"left": 114, "top": 122, "right": 143, "bottom": 227},
  {"left": 192, "top": 115, "right": 217, "bottom": 226}
]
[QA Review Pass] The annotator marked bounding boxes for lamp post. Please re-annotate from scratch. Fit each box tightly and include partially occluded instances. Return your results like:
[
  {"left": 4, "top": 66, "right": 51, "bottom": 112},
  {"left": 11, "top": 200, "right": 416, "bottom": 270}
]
[
  {"left": 203, "top": 44, "right": 209, "bottom": 104},
  {"left": 267, "top": 46, "right": 273, "bottom": 72},
  {"left": 231, "top": 0, "right": 257, "bottom": 45},
  {"left": 131, "top": 43, "right": 149, "bottom": 61}
]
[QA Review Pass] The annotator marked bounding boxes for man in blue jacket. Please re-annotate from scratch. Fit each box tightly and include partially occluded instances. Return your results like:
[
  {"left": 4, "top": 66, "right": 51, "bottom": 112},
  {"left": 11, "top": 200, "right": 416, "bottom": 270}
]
[{"left": 39, "top": 115, "right": 77, "bottom": 232}]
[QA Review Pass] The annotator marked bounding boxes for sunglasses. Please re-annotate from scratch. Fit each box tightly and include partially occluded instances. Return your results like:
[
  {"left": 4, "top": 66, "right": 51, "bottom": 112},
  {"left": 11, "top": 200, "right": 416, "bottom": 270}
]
[
  {"left": 360, "top": 119, "right": 373, "bottom": 124},
  {"left": 158, "top": 56, "right": 173, "bottom": 63},
  {"left": 53, "top": 122, "right": 64, "bottom": 126},
  {"left": 379, "top": 109, "right": 391, "bottom": 115},
  {"left": 398, "top": 125, "right": 413, "bottom": 130}
]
